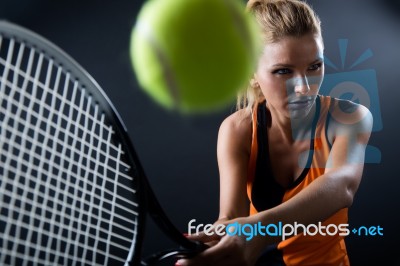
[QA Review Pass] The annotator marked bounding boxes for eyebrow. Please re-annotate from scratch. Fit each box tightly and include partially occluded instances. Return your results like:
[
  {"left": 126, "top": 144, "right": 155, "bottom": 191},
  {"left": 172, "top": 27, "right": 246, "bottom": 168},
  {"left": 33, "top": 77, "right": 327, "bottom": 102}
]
[{"left": 271, "top": 58, "right": 324, "bottom": 68}]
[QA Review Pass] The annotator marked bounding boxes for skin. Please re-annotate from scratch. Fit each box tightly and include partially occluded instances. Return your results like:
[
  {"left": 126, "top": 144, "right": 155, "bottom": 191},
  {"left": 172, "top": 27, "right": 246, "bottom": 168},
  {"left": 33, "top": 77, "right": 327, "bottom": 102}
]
[{"left": 177, "top": 33, "right": 373, "bottom": 266}]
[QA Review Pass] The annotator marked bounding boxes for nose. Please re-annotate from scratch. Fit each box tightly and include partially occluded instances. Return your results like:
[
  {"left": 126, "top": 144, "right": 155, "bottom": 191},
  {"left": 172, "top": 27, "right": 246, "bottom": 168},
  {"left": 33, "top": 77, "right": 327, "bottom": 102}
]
[{"left": 294, "top": 77, "right": 310, "bottom": 95}]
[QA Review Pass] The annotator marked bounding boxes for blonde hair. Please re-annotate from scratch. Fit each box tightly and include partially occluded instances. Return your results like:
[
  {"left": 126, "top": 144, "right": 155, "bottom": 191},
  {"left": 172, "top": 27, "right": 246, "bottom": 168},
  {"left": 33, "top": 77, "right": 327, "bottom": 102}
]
[{"left": 237, "top": 0, "right": 322, "bottom": 112}]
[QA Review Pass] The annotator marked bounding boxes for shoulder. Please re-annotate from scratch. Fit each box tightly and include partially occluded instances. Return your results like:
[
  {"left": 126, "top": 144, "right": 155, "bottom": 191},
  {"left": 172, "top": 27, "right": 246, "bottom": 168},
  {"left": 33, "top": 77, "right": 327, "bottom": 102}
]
[
  {"left": 219, "top": 108, "right": 252, "bottom": 140},
  {"left": 220, "top": 108, "right": 252, "bottom": 135},
  {"left": 328, "top": 98, "right": 373, "bottom": 137},
  {"left": 218, "top": 108, "right": 253, "bottom": 155}
]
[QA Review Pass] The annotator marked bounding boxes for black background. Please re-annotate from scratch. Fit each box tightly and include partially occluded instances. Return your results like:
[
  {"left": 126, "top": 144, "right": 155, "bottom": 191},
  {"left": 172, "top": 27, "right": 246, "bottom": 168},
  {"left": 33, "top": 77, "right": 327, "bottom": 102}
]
[{"left": 1, "top": 0, "right": 399, "bottom": 265}]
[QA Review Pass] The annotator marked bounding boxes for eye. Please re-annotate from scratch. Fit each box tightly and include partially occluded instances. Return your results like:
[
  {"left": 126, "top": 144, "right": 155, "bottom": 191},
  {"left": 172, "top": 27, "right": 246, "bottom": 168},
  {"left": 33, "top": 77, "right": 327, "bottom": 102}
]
[
  {"left": 272, "top": 68, "right": 292, "bottom": 75},
  {"left": 308, "top": 63, "right": 323, "bottom": 71}
]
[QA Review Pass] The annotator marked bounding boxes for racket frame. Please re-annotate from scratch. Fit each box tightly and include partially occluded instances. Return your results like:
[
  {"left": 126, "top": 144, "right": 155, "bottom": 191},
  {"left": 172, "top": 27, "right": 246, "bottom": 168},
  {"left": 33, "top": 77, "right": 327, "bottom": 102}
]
[{"left": 0, "top": 20, "right": 205, "bottom": 266}]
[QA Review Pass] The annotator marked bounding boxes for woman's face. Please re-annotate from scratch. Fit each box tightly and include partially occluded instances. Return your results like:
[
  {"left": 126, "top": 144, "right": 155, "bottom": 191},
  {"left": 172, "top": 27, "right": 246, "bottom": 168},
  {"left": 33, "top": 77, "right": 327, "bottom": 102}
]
[{"left": 254, "top": 33, "right": 324, "bottom": 119}]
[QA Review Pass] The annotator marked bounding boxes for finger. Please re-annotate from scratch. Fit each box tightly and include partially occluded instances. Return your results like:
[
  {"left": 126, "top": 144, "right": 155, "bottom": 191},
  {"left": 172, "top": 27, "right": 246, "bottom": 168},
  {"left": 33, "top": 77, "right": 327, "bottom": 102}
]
[
  {"left": 186, "top": 231, "right": 221, "bottom": 243},
  {"left": 204, "top": 240, "right": 219, "bottom": 247},
  {"left": 177, "top": 238, "right": 232, "bottom": 266}
]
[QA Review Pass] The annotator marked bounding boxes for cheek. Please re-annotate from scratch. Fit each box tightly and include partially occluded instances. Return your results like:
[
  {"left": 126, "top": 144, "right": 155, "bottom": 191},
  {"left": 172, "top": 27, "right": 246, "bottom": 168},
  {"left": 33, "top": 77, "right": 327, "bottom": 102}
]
[
  {"left": 312, "top": 74, "right": 324, "bottom": 93},
  {"left": 259, "top": 78, "right": 288, "bottom": 101}
]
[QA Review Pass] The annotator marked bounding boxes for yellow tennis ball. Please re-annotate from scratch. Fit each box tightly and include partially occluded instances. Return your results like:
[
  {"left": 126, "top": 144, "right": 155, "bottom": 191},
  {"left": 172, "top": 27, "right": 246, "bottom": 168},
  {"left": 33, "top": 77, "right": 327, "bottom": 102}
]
[{"left": 130, "top": 0, "right": 261, "bottom": 113}]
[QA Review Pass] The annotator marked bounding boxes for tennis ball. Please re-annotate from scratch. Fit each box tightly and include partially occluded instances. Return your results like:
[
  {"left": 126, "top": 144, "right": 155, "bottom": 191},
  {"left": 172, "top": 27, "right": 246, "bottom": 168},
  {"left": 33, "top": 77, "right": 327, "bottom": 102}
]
[{"left": 130, "top": 0, "right": 261, "bottom": 113}]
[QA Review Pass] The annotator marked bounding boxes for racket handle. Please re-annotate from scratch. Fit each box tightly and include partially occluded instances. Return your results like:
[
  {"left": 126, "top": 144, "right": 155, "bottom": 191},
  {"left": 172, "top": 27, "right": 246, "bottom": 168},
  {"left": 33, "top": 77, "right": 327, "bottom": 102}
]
[{"left": 141, "top": 241, "right": 207, "bottom": 265}]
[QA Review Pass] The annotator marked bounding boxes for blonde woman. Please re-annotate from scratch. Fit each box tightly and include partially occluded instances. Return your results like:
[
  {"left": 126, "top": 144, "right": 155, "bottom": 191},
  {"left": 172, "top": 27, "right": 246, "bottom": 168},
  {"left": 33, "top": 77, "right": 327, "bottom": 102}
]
[{"left": 178, "top": 0, "right": 372, "bottom": 265}]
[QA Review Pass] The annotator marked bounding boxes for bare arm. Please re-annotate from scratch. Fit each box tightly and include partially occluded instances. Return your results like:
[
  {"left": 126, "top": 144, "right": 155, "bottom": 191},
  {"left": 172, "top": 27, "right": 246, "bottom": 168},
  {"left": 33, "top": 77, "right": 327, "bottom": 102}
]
[
  {"left": 216, "top": 110, "right": 252, "bottom": 222},
  {"left": 251, "top": 100, "right": 373, "bottom": 233}
]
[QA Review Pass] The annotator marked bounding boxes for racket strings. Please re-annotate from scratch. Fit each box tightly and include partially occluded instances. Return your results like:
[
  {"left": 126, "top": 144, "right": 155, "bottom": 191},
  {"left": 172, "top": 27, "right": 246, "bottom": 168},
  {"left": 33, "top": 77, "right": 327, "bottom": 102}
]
[{"left": 0, "top": 34, "right": 139, "bottom": 265}]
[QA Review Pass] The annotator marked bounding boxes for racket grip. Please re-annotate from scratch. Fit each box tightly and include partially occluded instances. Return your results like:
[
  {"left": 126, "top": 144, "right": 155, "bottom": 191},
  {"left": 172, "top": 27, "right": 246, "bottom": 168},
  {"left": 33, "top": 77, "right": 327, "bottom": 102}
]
[{"left": 141, "top": 241, "right": 207, "bottom": 265}]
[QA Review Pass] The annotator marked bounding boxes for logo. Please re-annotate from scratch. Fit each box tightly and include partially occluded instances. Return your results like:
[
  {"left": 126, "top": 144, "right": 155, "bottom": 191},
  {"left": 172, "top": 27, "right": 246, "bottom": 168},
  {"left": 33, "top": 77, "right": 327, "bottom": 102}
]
[
  {"left": 187, "top": 219, "right": 384, "bottom": 241},
  {"left": 320, "top": 39, "right": 382, "bottom": 163}
]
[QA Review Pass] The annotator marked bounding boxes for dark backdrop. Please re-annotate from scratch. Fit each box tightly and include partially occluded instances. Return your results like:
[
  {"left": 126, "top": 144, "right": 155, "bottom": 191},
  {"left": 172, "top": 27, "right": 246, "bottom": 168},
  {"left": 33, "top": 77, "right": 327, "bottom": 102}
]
[{"left": 1, "top": 0, "right": 399, "bottom": 265}]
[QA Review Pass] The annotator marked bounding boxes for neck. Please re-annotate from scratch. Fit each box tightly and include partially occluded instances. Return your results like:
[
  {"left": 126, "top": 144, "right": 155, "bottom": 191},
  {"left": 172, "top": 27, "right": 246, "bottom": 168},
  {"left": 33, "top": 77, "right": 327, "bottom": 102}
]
[{"left": 267, "top": 101, "right": 317, "bottom": 144}]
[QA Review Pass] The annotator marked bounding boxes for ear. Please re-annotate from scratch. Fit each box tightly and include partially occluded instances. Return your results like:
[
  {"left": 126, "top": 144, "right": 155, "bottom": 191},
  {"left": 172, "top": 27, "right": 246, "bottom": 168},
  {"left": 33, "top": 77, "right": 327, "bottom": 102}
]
[{"left": 250, "top": 75, "right": 259, "bottom": 88}]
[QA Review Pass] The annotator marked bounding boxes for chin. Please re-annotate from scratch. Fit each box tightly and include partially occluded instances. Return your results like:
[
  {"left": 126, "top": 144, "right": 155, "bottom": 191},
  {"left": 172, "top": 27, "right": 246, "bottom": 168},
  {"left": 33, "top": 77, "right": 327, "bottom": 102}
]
[{"left": 289, "top": 104, "right": 314, "bottom": 120}]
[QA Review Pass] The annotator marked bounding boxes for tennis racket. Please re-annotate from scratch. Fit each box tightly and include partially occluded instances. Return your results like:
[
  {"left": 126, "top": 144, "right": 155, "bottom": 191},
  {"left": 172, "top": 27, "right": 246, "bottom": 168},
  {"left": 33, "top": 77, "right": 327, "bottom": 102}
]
[{"left": 0, "top": 21, "right": 205, "bottom": 265}]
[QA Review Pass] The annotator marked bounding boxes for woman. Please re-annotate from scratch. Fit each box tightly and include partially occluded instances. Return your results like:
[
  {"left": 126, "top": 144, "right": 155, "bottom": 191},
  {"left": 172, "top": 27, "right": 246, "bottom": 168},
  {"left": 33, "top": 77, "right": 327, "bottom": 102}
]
[{"left": 177, "top": 0, "right": 372, "bottom": 265}]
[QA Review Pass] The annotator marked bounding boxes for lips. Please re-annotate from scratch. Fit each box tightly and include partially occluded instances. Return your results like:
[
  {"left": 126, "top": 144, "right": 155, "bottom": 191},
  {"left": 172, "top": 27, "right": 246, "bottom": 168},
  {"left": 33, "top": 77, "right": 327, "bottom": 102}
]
[{"left": 288, "top": 98, "right": 314, "bottom": 110}]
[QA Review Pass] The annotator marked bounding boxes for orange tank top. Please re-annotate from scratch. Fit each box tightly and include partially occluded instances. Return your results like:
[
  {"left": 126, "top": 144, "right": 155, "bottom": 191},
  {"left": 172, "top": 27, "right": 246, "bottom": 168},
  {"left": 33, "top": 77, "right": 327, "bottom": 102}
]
[{"left": 247, "top": 95, "right": 350, "bottom": 266}]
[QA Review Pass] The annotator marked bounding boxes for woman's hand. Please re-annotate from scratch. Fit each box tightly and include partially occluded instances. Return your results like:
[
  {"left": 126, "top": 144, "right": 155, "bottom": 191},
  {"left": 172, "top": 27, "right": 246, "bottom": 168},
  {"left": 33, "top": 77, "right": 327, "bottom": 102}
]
[{"left": 177, "top": 216, "right": 269, "bottom": 266}]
